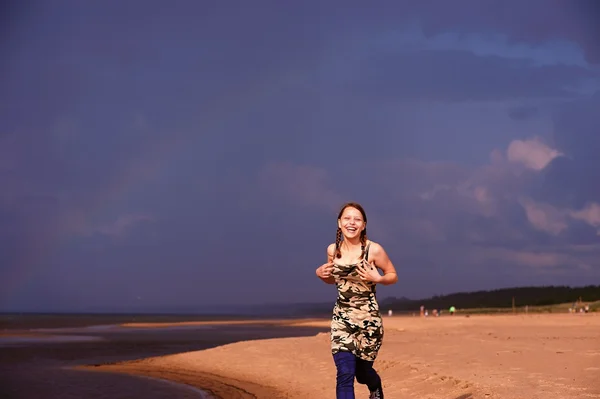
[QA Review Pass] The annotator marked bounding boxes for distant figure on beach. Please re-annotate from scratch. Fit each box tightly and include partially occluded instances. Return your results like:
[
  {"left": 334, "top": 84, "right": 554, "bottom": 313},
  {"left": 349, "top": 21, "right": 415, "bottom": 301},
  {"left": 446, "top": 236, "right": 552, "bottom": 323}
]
[
  {"left": 449, "top": 306, "right": 456, "bottom": 316},
  {"left": 316, "top": 202, "right": 398, "bottom": 399}
]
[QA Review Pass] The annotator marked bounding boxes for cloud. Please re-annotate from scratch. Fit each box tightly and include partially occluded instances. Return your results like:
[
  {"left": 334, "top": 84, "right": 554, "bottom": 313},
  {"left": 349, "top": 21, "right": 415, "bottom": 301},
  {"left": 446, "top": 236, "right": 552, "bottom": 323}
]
[
  {"left": 411, "top": 0, "right": 600, "bottom": 65},
  {"left": 570, "top": 203, "right": 600, "bottom": 229},
  {"left": 553, "top": 92, "right": 600, "bottom": 161},
  {"left": 506, "top": 137, "right": 563, "bottom": 170},
  {"left": 308, "top": 1, "right": 599, "bottom": 65},
  {"left": 518, "top": 197, "right": 568, "bottom": 235},
  {"left": 346, "top": 49, "right": 598, "bottom": 102},
  {"left": 259, "top": 134, "right": 600, "bottom": 286},
  {"left": 524, "top": 91, "right": 600, "bottom": 212},
  {"left": 2, "top": 1, "right": 600, "bottom": 310}
]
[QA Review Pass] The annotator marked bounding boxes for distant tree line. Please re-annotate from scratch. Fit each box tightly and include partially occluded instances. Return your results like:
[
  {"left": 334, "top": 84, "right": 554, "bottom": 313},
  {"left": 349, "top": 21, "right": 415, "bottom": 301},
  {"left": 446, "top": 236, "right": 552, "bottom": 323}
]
[
  {"left": 379, "top": 285, "right": 600, "bottom": 311},
  {"left": 192, "top": 285, "right": 600, "bottom": 317}
]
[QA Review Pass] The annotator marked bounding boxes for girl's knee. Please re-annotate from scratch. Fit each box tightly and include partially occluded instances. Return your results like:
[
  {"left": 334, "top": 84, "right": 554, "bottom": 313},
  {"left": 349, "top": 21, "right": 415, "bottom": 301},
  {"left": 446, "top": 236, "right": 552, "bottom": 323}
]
[
  {"left": 355, "top": 359, "right": 381, "bottom": 388},
  {"left": 333, "top": 352, "right": 356, "bottom": 385}
]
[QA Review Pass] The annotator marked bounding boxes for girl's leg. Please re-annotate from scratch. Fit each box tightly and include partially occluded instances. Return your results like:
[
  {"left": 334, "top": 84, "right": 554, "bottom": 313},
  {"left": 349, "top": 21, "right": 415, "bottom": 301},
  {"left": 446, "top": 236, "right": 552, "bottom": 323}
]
[
  {"left": 355, "top": 358, "right": 382, "bottom": 392},
  {"left": 332, "top": 351, "right": 356, "bottom": 399}
]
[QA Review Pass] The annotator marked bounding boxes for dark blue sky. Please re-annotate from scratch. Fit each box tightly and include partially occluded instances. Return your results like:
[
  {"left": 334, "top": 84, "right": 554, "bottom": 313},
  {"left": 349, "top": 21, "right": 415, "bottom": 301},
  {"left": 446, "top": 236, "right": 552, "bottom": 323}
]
[{"left": 1, "top": 0, "right": 599, "bottom": 312}]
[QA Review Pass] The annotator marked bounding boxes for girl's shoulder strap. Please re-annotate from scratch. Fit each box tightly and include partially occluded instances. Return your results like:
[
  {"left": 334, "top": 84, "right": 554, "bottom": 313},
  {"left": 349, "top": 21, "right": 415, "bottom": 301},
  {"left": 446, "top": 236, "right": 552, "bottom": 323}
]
[{"left": 364, "top": 240, "right": 372, "bottom": 262}]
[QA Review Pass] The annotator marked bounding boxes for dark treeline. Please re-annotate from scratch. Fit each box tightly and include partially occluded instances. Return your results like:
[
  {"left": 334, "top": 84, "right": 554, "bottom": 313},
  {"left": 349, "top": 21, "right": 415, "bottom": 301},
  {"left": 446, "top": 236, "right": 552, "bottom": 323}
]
[
  {"left": 279, "top": 285, "right": 600, "bottom": 317},
  {"left": 379, "top": 285, "right": 600, "bottom": 311}
]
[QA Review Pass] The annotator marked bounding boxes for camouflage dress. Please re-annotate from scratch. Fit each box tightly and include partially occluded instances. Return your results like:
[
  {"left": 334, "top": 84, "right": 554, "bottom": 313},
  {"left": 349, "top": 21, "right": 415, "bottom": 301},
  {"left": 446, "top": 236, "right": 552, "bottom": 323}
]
[{"left": 330, "top": 242, "right": 384, "bottom": 362}]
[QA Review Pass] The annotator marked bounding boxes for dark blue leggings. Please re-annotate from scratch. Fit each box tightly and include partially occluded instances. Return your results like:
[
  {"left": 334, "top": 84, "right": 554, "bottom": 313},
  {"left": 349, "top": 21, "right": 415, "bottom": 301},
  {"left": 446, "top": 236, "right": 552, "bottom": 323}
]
[{"left": 333, "top": 351, "right": 381, "bottom": 399}]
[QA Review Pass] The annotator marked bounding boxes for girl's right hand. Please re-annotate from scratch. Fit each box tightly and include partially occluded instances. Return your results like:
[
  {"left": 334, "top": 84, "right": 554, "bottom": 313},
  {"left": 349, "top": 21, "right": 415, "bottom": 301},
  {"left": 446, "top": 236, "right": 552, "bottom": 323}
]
[{"left": 316, "top": 262, "right": 334, "bottom": 278}]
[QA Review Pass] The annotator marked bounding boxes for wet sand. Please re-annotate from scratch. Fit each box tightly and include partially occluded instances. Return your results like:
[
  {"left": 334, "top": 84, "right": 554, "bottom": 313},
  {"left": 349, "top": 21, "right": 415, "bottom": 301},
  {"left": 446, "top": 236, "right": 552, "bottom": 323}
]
[{"left": 88, "top": 313, "right": 600, "bottom": 399}]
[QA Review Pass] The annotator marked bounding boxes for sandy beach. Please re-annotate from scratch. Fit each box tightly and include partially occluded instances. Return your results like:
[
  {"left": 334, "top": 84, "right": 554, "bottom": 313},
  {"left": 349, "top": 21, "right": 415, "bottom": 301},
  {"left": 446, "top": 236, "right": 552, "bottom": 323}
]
[{"left": 85, "top": 313, "right": 600, "bottom": 399}]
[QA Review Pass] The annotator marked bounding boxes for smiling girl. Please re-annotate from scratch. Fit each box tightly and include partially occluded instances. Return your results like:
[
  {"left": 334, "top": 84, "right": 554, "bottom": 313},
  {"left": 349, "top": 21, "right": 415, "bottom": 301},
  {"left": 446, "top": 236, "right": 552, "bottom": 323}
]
[{"left": 316, "top": 202, "right": 398, "bottom": 399}]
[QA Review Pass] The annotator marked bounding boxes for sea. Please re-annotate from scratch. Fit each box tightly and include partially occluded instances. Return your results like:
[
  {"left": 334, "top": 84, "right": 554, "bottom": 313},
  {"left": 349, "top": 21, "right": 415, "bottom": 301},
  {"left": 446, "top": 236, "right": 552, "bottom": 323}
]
[{"left": 0, "top": 313, "right": 328, "bottom": 399}]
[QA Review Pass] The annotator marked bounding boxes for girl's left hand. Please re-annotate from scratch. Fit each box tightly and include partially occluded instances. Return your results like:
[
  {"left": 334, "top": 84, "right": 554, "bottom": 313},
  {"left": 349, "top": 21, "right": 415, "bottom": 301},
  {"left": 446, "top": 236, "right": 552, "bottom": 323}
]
[{"left": 357, "top": 262, "right": 382, "bottom": 283}]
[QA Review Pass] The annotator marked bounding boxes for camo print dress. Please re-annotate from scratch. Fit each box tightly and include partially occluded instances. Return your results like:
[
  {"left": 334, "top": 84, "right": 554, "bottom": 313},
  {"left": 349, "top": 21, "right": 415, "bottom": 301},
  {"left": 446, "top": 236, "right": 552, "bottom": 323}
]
[{"left": 330, "top": 242, "right": 384, "bottom": 362}]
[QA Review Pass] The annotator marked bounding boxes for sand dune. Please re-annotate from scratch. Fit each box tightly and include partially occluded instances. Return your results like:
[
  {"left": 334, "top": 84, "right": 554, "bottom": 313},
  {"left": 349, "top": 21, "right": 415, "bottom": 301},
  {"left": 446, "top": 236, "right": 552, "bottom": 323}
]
[{"left": 86, "top": 313, "right": 600, "bottom": 398}]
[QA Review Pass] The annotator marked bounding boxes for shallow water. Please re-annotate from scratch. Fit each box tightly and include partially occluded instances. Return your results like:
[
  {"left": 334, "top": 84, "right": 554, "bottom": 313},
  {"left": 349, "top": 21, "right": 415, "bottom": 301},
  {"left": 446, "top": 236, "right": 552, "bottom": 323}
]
[{"left": 1, "top": 315, "right": 327, "bottom": 399}]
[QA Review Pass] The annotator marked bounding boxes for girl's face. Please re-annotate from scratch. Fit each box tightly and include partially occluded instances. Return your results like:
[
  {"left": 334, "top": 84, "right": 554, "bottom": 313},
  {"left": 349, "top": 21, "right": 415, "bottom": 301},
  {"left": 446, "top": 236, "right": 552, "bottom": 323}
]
[{"left": 338, "top": 206, "right": 365, "bottom": 239}]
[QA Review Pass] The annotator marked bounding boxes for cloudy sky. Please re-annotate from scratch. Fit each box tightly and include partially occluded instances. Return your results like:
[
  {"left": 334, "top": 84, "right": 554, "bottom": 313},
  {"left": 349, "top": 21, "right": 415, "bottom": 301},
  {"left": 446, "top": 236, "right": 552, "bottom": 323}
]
[{"left": 1, "top": 0, "right": 599, "bottom": 312}]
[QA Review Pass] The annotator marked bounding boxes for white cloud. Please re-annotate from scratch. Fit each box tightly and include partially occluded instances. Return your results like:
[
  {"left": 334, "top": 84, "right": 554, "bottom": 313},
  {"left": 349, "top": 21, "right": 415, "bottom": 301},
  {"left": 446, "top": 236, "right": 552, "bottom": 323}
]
[
  {"left": 506, "top": 137, "right": 562, "bottom": 170},
  {"left": 569, "top": 202, "right": 600, "bottom": 233},
  {"left": 519, "top": 197, "right": 568, "bottom": 235},
  {"left": 258, "top": 135, "right": 600, "bottom": 278}
]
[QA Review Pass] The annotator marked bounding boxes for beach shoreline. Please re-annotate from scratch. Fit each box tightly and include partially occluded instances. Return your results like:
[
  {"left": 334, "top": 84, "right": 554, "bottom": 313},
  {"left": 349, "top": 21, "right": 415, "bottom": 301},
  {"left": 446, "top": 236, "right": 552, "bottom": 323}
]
[
  {"left": 79, "top": 313, "right": 600, "bottom": 399},
  {"left": 71, "top": 318, "right": 328, "bottom": 398},
  {"left": 77, "top": 362, "right": 284, "bottom": 399},
  {"left": 1, "top": 318, "right": 328, "bottom": 399},
  {"left": 73, "top": 365, "right": 219, "bottom": 398}
]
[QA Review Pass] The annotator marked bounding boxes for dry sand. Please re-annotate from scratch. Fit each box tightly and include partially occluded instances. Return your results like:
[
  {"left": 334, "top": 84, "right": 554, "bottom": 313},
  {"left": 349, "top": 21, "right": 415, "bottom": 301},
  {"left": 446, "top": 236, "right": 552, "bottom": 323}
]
[{"left": 84, "top": 313, "right": 600, "bottom": 398}]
